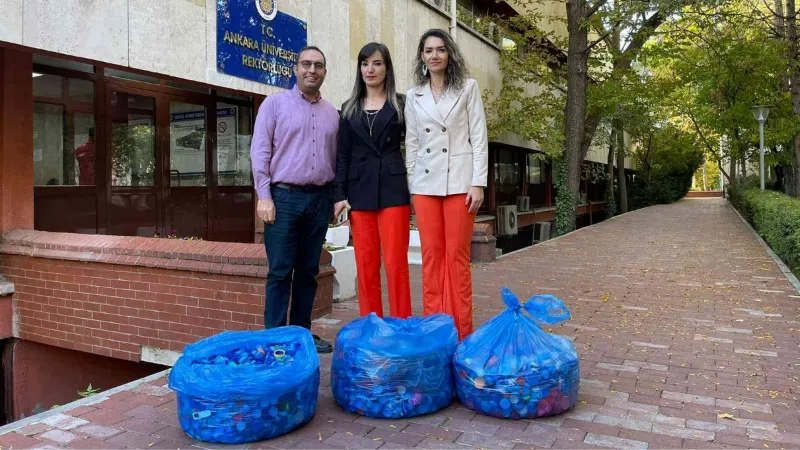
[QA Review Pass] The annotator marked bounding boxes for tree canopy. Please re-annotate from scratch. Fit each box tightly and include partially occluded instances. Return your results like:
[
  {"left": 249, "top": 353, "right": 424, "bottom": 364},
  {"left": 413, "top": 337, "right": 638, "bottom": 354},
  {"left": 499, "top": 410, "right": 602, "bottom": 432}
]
[{"left": 484, "top": 0, "right": 799, "bottom": 231}]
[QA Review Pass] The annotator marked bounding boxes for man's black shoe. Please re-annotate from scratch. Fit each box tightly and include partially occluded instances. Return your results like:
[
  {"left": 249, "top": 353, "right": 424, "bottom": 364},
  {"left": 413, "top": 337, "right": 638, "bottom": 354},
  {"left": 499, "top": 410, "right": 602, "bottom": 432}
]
[{"left": 313, "top": 334, "right": 333, "bottom": 353}]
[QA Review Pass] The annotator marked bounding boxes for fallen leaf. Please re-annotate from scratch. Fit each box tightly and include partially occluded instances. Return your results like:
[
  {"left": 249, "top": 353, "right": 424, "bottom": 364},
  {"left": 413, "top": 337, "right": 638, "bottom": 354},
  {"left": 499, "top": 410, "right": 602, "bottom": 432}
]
[{"left": 718, "top": 413, "right": 738, "bottom": 421}]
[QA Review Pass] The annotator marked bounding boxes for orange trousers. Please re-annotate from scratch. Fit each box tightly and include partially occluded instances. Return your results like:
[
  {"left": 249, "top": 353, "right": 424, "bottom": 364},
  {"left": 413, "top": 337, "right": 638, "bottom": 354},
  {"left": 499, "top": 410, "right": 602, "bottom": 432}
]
[
  {"left": 413, "top": 194, "right": 476, "bottom": 339},
  {"left": 350, "top": 205, "right": 412, "bottom": 318}
]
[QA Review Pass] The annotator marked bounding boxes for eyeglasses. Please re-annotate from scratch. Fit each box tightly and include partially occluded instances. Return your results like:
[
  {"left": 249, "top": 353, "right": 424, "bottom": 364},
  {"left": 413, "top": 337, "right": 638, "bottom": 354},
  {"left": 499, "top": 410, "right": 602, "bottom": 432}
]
[{"left": 299, "top": 61, "right": 325, "bottom": 70}]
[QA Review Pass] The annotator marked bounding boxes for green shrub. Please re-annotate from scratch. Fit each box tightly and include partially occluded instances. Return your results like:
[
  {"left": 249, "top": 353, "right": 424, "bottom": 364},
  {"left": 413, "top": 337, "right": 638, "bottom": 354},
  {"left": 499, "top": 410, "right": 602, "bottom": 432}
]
[
  {"left": 629, "top": 172, "right": 695, "bottom": 210},
  {"left": 729, "top": 186, "right": 800, "bottom": 277},
  {"left": 629, "top": 132, "right": 703, "bottom": 211}
]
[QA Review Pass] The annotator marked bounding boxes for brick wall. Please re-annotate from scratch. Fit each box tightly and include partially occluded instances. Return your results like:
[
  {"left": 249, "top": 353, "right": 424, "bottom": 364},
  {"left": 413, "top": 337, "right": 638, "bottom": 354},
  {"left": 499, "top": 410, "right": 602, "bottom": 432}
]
[{"left": 0, "top": 230, "right": 334, "bottom": 362}]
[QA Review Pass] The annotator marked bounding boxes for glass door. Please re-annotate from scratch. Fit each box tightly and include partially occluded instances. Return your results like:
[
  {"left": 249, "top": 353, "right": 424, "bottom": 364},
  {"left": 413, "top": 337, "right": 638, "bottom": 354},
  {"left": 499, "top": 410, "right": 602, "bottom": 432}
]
[
  {"left": 103, "top": 79, "right": 253, "bottom": 241},
  {"left": 213, "top": 98, "right": 255, "bottom": 242},
  {"left": 165, "top": 96, "right": 210, "bottom": 240},
  {"left": 106, "top": 87, "right": 160, "bottom": 237}
]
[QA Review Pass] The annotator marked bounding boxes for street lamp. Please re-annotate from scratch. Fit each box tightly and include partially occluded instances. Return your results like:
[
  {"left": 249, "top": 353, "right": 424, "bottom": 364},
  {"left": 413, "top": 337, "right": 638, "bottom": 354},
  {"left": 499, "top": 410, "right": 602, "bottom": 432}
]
[{"left": 752, "top": 105, "right": 771, "bottom": 190}]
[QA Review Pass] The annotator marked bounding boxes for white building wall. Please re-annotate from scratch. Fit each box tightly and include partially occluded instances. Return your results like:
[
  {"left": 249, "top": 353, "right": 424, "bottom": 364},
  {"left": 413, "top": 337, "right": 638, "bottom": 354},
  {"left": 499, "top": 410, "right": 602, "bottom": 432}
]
[
  {"left": 0, "top": 0, "right": 501, "bottom": 110},
  {"left": 0, "top": 0, "right": 635, "bottom": 168}
]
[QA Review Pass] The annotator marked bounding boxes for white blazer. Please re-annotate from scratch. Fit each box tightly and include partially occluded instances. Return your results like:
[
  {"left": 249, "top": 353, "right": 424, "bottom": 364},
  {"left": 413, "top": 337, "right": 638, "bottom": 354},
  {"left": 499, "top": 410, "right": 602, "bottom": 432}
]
[{"left": 404, "top": 78, "right": 489, "bottom": 196}]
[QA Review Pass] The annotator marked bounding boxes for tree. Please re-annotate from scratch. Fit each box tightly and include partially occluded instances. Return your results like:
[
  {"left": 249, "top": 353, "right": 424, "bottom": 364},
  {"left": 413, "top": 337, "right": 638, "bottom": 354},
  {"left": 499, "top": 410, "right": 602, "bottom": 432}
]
[
  {"left": 713, "top": 0, "right": 800, "bottom": 195},
  {"left": 629, "top": 124, "right": 704, "bottom": 208},
  {"left": 486, "top": 0, "right": 689, "bottom": 235},
  {"left": 640, "top": 1, "right": 795, "bottom": 189}
]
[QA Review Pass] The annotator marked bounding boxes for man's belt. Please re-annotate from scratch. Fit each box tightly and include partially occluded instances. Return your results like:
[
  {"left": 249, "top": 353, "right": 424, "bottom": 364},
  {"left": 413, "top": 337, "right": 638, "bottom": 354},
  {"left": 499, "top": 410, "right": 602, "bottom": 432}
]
[{"left": 272, "top": 182, "right": 332, "bottom": 193}]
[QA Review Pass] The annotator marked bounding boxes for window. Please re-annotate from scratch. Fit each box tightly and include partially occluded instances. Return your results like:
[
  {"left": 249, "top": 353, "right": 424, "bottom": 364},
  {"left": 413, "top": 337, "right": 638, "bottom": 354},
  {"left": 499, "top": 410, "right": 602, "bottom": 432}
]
[
  {"left": 527, "top": 153, "right": 543, "bottom": 184},
  {"left": 495, "top": 149, "right": 519, "bottom": 186},
  {"left": 217, "top": 101, "right": 254, "bottom": 186},
  {"left": 110, "top": 91, "right": 156, "bottom": 187},
  {"left": 33, "top": 54, "right": 94, "bottom": 73},
  {"left": 105, "top": 68, "right": 160, "bottom": 85},
  {"left": 33, "top": 73, "right": 96, "bottom": 186}
]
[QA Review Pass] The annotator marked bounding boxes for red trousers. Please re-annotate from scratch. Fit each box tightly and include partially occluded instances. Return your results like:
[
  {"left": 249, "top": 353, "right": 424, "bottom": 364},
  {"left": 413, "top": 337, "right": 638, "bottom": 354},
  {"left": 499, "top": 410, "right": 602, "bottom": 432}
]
[
  {"left": 413, "top": 194, "right": 476, "bottom": 339},
  {"left": 350, "top": 205, "right": 412, "bottom": 318}
]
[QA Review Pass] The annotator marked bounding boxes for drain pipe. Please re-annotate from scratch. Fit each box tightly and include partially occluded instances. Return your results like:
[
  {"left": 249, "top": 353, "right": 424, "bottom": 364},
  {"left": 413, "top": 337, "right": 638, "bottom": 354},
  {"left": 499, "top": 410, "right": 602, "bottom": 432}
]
[{"left": 450, "top": 0, "right": 457, "bottom": 41}]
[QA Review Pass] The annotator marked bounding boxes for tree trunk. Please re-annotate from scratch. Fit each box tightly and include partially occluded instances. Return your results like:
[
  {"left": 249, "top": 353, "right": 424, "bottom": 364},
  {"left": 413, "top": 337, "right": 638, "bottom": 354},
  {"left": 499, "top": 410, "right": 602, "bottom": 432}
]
[
  {"left": 702, "top": 163, "right": 707, "bottom": 190},
  {"left": 558, "top": 0, "right": 590, "bottom": 235},
  {"left": 788, "top": 0, "right": 800, "bottom": 196},
  {"left": 785, "top": 162, "right": 797, "bottom": 195},
  {"left": 605, "top": 126, "right": 616, "bottom": 217},
  {"left": 740, "top": 154, "right": 747, "bottom": 180},
  {"left": 614, "top": 117, "right": 628, "bottom": 213}
]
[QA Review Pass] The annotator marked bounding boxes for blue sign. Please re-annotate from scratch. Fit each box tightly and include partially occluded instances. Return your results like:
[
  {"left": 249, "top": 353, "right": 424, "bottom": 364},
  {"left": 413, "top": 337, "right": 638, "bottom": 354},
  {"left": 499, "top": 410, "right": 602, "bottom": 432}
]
[{"left": 216, "top": 0, "right": 307, "bottom": 89}]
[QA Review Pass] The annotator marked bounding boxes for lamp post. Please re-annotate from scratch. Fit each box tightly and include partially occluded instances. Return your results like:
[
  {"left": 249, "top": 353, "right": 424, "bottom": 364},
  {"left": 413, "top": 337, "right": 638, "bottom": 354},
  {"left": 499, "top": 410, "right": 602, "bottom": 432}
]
[{"left": 752, "top": 105, "right": 771, "bottom": 190}]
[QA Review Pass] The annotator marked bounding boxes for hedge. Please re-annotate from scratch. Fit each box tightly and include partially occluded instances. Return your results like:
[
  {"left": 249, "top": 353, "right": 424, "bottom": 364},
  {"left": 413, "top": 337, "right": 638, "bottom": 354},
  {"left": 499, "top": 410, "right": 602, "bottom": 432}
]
[{"left": 728, "top": 186, "right": 800, "bottom": 277}]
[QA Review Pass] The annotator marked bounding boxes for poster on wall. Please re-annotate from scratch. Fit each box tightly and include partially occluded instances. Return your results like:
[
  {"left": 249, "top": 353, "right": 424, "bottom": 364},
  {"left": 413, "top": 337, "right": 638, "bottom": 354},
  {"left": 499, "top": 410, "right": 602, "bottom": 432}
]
[
  {"left": 170, "top": 111, "right": 207, "bottom": 180},
  {"left": 216, "top": 107, "right": 239, "bottom": 174},
  {"left": 169, "top": 108, "right": 239, "bottom": 178},
  {"left": 216, "top": 0, "right": 307, "bottom": 88}
]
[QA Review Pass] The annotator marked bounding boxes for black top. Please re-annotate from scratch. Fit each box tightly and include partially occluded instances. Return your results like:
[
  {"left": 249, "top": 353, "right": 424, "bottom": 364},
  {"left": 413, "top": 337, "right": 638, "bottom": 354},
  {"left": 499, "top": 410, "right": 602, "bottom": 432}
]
[{"left": 333, "top": 97, "right": 411, "bottom": 211}]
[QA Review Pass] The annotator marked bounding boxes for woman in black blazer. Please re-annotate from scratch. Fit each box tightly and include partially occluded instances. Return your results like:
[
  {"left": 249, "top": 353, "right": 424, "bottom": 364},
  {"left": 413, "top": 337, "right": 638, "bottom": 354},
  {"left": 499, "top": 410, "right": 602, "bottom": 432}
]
[{"left": 333, "top": 42, "right": 412, "bottom": 318}]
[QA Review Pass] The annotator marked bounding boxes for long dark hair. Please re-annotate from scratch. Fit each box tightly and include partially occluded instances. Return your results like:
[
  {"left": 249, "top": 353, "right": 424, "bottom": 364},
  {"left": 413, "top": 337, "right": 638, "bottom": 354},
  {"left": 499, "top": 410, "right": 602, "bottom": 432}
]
[
  {"left": 341, "top": 42, "right": 403, "bottom": 122},
  {"left": 413, "top": 28, "right": 469, "bottom": 92}
]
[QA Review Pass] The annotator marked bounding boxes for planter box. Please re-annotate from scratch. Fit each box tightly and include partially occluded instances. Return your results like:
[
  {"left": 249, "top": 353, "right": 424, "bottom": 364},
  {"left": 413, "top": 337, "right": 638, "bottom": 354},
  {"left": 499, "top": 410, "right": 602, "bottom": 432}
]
[
  {"left": 408, "top": 227, "right": 497, "bottom": 264},
  {"left": 408, "top": 229, "right": 422, "bottom": 265},
  {"left": 329, "top": 246, "right": 357, "bottom": 301},
  {"left": 325, "top": 225, "right": 350, "bottom": 248}
]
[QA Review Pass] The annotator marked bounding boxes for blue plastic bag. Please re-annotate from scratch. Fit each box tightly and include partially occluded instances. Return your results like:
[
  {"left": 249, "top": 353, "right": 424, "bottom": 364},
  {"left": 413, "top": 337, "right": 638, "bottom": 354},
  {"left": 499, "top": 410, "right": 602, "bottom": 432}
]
[
  {"left": 454, "top": 287, "right": 579, "bottom": 419},
  {"left": 168, "top": 326, "right": 320, "bottom": 444},
  {"left": 331, "top": 313, "right": 457, "bottom": 418}
]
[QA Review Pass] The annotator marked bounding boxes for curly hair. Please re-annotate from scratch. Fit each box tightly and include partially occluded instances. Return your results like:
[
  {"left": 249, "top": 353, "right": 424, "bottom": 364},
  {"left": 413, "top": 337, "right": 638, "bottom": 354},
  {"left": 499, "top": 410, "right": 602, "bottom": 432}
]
[{"left": 412, "top": 28, "right": 469, "bottom": 92}]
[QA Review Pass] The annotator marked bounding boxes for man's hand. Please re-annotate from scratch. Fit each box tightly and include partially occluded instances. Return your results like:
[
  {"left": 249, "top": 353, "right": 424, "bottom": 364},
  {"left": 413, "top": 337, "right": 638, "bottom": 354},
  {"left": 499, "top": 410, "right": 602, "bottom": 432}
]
[
  {"left": 465, "top": 186, "right": 484, "bottom": 214},
  {"left": 257, "top": 199, "right": 276, "bottom": 224},
  {"left": 334, "top": 200, "right": 351, "bottom": 220}
]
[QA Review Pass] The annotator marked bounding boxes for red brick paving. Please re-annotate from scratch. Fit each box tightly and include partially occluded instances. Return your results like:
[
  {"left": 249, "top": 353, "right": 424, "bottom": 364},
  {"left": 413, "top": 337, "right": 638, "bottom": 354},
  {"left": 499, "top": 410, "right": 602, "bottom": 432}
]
[{"left": 1, "top": 199, "right": 799, "bottom": 449}]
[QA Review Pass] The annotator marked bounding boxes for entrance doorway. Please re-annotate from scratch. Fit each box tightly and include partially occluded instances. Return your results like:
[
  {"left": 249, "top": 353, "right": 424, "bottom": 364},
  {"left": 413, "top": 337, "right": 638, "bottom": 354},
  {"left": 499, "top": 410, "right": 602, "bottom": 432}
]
[
  {"left": 32, "top": 55, "right": 257, "bottom": 242},
  {"left": 106, "top": 87, "right": 212, "bottom": 239}
]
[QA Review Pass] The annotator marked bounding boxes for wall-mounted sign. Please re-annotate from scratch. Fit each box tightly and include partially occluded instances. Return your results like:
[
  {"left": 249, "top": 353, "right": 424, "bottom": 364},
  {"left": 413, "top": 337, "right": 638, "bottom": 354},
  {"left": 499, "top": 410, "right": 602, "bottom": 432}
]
[{"left": 217, "top": 0, "right": 307, "bottom": 89}]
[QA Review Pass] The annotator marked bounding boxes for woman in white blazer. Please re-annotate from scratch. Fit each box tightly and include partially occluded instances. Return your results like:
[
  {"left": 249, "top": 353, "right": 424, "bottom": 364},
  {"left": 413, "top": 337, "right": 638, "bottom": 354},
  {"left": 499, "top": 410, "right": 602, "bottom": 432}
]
[{"left": 404, "top": 28, "right": 488, "bottom": 340}]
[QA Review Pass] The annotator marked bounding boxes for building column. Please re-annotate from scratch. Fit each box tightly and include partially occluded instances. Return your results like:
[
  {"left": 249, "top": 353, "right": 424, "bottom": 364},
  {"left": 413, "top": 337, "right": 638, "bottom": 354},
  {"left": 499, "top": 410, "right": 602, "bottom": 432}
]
[{"left": 0, "top": 48, "right": 34, "bottom": 236}]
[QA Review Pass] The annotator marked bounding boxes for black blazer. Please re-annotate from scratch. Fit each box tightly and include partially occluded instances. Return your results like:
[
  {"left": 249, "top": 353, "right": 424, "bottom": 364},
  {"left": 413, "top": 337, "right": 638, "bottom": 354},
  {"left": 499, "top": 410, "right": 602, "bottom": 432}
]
[{"left": 333, "top": 98, "right": 411, "bottom": 211}]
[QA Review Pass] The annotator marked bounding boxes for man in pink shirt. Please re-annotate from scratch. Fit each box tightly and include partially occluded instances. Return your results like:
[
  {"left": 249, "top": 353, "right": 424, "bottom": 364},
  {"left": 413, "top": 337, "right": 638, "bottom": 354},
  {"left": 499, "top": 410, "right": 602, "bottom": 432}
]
[{"left": 251, "top": 46, "right": 341, "bottom": 353}]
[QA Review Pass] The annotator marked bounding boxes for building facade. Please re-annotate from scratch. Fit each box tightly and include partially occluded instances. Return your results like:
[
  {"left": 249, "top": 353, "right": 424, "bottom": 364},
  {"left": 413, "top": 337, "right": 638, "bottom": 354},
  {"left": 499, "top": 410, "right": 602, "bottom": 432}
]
[{"left": 1, "top": 0, "right": 632, "bottom": 251}]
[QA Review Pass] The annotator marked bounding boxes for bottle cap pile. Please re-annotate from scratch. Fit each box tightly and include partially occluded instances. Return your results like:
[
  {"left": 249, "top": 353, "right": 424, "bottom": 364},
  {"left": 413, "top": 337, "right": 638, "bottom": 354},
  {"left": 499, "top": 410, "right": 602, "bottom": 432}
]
[
  {"left": 331, "top": 313, "right": 457, "bottom": 418},
  {"left": 453, "top": 288, "right": 580, "bottom": 419},
  {"left": 169, "top": 327, "right": 320, "bottom": 444}
]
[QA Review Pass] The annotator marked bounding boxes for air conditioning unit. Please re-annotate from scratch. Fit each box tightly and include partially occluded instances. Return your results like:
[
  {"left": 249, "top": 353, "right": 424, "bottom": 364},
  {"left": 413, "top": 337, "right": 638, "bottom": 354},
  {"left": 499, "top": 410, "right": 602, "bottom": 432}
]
[
  {"left": 496, "top": 205, "right": 518, "bottom": 236},
  {"left": 533, "top": 221, "right": 552, "bottom": 244},
  {"left": 516, "top": 196, "right": 530, "bottom": 212}
]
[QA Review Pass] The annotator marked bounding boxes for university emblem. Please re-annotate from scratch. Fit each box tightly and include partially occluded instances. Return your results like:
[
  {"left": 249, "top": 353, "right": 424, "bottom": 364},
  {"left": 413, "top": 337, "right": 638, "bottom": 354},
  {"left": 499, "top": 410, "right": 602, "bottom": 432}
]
[{"left": 256, "top": 0, "right": 278, "bottom": 21}]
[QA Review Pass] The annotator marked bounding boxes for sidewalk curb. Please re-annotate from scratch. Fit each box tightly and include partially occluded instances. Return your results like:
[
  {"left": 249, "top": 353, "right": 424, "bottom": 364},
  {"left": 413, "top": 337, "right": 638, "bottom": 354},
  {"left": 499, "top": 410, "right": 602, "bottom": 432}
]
[
  {"left": 727, "top": 200, "right": 800, "bottom": 295},
  {"left": 0, "top": 368, "right": 171, "bottom": 435}
]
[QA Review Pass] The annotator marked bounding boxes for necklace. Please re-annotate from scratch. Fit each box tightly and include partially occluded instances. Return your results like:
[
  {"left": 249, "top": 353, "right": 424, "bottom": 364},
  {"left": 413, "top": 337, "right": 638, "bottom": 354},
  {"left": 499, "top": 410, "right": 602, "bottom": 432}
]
[
  {"left": 363, "top": 109, "right": 378, "bottom": 137},
  {"left": 430, "top": 82, "right": 445, "bottom": 102}
]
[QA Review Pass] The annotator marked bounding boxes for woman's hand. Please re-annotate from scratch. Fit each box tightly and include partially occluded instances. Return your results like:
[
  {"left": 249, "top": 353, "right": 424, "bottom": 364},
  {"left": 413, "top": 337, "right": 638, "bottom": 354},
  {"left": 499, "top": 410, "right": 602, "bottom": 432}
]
[
  {"left": 465, "top": 186, "right": 484, "bottom": 214},
  {"left": 334, "top": 200, "right": 351, "bottom": 219}
]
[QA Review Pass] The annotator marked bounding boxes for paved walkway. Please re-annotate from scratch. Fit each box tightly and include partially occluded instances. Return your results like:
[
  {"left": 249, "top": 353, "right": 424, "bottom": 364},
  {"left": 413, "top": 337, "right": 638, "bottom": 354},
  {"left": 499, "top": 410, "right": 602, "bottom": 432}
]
[{"left": 1, "top": 198, "right": 799, "bottom": 449}]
